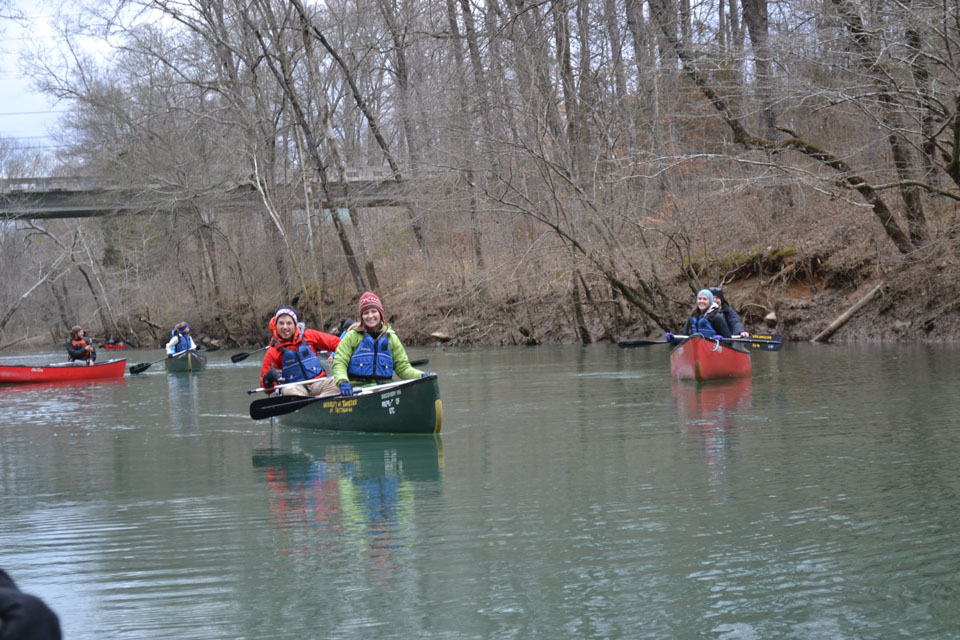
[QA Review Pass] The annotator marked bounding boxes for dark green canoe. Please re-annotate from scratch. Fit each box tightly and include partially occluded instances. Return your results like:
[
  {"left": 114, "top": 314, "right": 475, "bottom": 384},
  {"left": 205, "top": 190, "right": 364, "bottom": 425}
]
[
  {"left": 163, "top": 350, "right": 207, "bottom": 373},
  {"left": 255, "top": 374, "right": 442, "bottom": 434}
]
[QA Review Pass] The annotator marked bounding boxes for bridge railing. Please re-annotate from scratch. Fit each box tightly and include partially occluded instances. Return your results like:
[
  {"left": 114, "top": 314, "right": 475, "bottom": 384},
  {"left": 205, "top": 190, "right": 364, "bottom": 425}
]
[
  {"left": 0, "top": 167, "right": 407, "bottom": 220},
  {"left": 0, "top": 176, "right": 98, "bottom": 193},
  {"left": 1, "top": 167, "right": 395, "bottom": 194}
]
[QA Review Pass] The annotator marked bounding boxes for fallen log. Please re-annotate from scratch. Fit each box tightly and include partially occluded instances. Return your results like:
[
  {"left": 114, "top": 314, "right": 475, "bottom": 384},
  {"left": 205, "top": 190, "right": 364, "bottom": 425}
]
[{"left": 811, "top": 281, "right": 885, "bottom": 343}]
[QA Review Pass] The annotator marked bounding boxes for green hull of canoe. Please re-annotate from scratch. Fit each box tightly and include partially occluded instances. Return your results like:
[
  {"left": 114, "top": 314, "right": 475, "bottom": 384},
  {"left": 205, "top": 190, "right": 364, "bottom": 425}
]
[
  {"left": 164, "top": 351, "right": 207, "bottom": 373},
  {"left": 278, "top": 375, "right": 442, "bottom": 435}
]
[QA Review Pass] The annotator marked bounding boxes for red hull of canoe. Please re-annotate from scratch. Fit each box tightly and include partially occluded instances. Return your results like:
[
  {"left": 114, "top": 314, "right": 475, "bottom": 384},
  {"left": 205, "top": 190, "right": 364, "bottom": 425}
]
[
  {"left": 670, "top": 336, "right": 751, "bottom": 382},
  {"left": 0, "top": 359, "right": 127, "bottom": 384},
  {"left": 103, "top": 344, "right": 126, "bottom": 350}
]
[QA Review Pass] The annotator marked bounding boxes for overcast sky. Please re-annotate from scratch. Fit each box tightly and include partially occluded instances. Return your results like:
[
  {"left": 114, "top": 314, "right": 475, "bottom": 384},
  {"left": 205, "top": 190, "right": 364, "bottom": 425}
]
[{"left": 1, "top": 3, "right": 65, "bottom": 151}]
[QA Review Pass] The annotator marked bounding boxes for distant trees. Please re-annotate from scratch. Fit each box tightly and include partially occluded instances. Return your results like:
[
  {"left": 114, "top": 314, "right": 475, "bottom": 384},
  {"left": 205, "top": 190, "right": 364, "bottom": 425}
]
[{"left": 5, "top": 0, "right": 960, "bottom": 344}]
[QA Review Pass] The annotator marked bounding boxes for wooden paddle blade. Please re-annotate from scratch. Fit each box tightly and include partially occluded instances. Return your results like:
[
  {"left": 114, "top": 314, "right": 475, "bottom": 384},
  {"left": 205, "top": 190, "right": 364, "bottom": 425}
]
[
  {"left": 617, "top": 340, "right": 668, "bottom": 348},
  {"left": 249, "top": 395, "right": 323, "bottom": 420}
]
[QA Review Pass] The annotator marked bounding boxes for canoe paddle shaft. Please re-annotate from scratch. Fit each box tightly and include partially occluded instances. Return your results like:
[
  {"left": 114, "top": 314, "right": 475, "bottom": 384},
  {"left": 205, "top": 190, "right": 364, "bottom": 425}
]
[{"left": 618, "top": 334, "right": 784, "bottom": 351}]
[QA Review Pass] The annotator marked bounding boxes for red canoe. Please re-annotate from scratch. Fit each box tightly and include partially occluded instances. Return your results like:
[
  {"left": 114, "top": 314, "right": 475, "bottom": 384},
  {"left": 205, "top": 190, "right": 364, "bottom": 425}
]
[
  {"left": 103, "top": 344, "right": 126, "bottom": 350},
  {"left": 670, "top": 336, "right": 751, "bottom": 382},
  {"left": 0, "top": 359, "right": 127, "bottom": 384}
]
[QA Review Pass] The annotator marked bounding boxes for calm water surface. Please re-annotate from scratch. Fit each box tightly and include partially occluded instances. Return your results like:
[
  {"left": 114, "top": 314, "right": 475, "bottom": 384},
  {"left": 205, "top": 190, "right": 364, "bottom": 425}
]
[{"left": 1, "top": 344, "right": 958, "bottom": 639}]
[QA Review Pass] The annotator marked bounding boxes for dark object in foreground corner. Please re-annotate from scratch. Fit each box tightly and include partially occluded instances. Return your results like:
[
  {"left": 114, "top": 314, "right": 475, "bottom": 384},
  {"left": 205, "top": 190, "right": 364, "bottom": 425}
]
[{"left": 0, "top": 568, "right": 62, "bottom": 639}]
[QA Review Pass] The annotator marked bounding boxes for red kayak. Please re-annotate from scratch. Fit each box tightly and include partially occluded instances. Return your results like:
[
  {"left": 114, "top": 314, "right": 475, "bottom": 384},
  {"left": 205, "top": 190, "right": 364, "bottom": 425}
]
[
  {"left": 670, "top": 336, "right": 751, "bottom": 382},
  {"left": 0, "top": 359, "right": 127, "bottom": 384},
  {"left": 103, "top": 343, "right": 126, "bottom": 350}
]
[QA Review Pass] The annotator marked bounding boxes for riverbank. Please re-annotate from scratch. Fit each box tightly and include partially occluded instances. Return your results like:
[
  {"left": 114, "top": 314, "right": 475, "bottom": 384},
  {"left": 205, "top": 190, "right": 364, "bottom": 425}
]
[
  {"left": 394, "top": 234, "right": 960, "bottom": 347},
  {"left": 5, "top": 233, "right": 958, "bottom": 352}
]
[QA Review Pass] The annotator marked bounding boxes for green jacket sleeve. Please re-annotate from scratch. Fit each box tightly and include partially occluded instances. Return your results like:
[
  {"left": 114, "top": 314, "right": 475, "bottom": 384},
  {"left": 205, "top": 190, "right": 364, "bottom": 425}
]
[
  {"left": 388, "top": 330, "right": 423, "bottom": 380},
  {"left": 332, "top": 330, "right": 361, "bottom": 384}
]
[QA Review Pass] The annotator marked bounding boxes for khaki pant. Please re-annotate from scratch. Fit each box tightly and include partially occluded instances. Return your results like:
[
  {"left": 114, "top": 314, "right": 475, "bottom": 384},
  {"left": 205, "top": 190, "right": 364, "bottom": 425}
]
[{"left": 280, "top": 376, "right": 341, "bottom": 397}]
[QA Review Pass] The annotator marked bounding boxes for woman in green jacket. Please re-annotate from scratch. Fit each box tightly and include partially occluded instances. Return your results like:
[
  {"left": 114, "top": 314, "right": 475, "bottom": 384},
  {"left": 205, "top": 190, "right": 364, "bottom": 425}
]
[{"left": 332, "top": 292, "right": 432, "bottom": 396}]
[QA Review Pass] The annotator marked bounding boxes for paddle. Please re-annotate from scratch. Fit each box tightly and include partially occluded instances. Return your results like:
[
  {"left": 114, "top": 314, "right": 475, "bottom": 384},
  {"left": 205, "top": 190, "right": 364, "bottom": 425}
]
[
  {"left": 618, "top": 334, "right": 784, "bottom": 351},
  {"left": 129, "top": 346, "right": 220, "bottom": 374},
  {"left": 231, "top": 346, "right": 269, "bottom": 363},
  {"left": 250, "top": 394, "right": 335, "bottom": 420}
]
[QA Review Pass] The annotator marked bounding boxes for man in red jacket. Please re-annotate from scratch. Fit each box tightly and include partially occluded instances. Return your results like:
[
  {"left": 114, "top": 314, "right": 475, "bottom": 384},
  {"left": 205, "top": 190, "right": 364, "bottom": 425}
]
[{"left": 259, "top": 306, "right": 341, "bottom": 397}]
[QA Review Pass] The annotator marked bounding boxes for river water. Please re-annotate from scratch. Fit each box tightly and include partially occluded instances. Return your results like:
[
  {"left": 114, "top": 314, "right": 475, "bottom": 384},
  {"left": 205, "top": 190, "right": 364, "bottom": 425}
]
[{"left": 1, "top": 343, "right": 958, "bottom": 639}]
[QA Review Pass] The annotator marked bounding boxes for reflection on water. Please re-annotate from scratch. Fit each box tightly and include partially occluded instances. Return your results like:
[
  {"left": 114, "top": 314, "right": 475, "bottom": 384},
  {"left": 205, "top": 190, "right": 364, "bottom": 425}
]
[
  {"left": 167, "top": 374, "right": 200, "bottom": 433},
  {"left": 0, "top": 377, "right": 127, "bottom": 428},
  {"left": 252, "top": 430, "right": 442, "bottom": 568},
  {"left": 673, "top": 377, "right": 752, "bottom": 500}
]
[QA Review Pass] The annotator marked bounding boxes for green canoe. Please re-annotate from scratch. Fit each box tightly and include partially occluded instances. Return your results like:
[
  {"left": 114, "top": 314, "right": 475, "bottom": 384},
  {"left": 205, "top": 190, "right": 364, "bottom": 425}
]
[
  {"left": 251, "top": 374, "right": 442, "bottom": 435},
  {"left": 164, "top": 350, "right": 207, "bottom": 373}
]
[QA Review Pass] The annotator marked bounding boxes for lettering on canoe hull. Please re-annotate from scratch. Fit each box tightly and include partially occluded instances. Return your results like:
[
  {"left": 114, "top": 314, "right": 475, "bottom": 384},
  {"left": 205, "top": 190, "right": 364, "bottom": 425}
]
[
  {"left": 319, "top": 388, "right": 404, "bottom": 416},
  {"left": 381, "top": 389, "right": 403, "bottom": 415},
  {"left": 322, "top": 397, "right": 359, "bottom": 415}
]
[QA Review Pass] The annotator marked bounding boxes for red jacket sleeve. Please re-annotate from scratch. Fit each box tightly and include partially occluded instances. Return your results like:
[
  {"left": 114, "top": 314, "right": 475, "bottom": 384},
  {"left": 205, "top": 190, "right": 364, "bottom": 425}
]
[
  {"left": 259, "top": 347, "right": 284, "bottom": 392},
  {"left": 303, "top": 329, "right": 341, "bottom": 358}
]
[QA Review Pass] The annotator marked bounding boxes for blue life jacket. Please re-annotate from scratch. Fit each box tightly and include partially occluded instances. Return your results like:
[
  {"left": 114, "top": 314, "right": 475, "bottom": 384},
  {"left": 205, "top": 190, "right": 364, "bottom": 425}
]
[
  {"left": 347, "top": 333, "right": 394, "bottom": 381},
  {"left": 689, "top": 314, "right": 719, "bottom": 337},
  {"left": 171, "top": 330, "right": 191, "bottom": 354},
  {"left": 281, "top": 342, "right": 324, "bottom": 383}
]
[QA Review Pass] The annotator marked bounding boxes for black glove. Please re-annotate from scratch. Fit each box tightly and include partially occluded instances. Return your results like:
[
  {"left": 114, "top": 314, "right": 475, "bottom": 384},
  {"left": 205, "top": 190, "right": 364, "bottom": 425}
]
[{"left": 263, "top": 367, "right": 283, "bottom": 385}]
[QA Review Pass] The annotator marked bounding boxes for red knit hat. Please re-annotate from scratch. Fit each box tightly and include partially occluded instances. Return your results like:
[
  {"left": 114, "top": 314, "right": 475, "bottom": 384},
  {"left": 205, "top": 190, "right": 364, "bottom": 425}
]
[{"left": 358, "top": 291, "right": 384, "bottom": 321}]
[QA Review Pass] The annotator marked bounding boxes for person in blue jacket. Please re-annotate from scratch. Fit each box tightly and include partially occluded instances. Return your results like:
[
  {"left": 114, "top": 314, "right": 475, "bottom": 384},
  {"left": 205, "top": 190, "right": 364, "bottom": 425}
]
[
  {"left": 709, "top": 286, "right": 750, "bottom": 337},
  {"left": 165, "top": 322, "right": 197, "bottom": 355},
  {"left": 338, "top": 318, "right": 355, "bottom": 339},
  {"left": 680, "top": 289, "right": 733, "bottom": 339}
]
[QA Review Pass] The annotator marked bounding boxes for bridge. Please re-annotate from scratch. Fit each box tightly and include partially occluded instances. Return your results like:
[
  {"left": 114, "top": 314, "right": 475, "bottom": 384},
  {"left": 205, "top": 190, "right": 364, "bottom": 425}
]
[{"left": 0, "top": 169, "right": 409, "bottom": 220}]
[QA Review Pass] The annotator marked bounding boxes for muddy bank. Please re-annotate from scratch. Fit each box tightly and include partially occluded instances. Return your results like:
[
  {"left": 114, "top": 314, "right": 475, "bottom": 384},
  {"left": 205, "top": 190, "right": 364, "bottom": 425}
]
[
  {"left": 398, "top": 238, "right": 960, "bottom": 348},
  {"left": 6, "top": 237, "right": 959, "bottom": 353}
]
